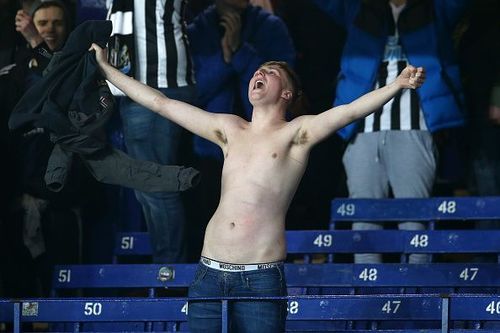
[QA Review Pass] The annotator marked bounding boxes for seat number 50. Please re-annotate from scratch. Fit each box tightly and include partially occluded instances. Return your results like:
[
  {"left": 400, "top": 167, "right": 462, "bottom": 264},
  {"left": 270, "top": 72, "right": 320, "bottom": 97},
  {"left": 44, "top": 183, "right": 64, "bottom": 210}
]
[{"left": 84, "top": 302, "right": 102, "bottom": 316}]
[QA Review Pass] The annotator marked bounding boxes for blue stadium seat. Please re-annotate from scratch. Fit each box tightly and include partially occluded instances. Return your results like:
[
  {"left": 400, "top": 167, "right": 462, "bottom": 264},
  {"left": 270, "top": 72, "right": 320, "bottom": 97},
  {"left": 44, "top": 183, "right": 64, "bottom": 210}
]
[
  {"left": 19, "top": 196, "right": 498, "bottom": 332},
  {"left": 52, "top": 262, "right": 500, "bottom": 299},
  {"left": 2, "top": 295, "right": 443, "bottom": 332},
  {"left": 0, "top": 300, "right": 13, "bottom": 321},
  {"left": 115, "top": 229, "right": 500, "bottom": 257},
  {"left": 5, "top": 295, "right": 500, "bottom": 332},
  {"left": 112, "top": 197, "right": 500, "bottom": 262},
  {"left": 0, "top": 300, "right": 14, "bottom": 331},
  {"left": 330, "top": 196, "right": 500, "bottom": 223}
]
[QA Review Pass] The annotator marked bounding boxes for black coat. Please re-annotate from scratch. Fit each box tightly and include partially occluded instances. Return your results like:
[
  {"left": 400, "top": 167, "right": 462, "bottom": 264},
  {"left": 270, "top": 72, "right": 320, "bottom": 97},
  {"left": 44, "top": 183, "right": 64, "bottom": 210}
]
[{"left": 10, "top": 20, "right": 199, "bottom": 193}]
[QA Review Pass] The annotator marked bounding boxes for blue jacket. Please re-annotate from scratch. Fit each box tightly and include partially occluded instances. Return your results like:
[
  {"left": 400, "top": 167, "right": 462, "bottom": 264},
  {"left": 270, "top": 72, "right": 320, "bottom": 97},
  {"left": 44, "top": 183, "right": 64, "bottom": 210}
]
[
  {"left": 313, "top": 0, "right": 468, "bottom": 140},
  {"left": 188, "top": 5, "right": 295, "bottom": 157}
]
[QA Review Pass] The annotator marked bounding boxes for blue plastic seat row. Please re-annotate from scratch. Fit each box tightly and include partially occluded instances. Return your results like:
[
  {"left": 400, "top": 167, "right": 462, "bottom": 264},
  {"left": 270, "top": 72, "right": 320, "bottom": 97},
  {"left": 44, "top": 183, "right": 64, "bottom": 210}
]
[
  {"left": 52, "top": 263, "right": 500, "bottom": 291},
  {"left": 3, "top": 294, "right": 500, "bottom": 332}
]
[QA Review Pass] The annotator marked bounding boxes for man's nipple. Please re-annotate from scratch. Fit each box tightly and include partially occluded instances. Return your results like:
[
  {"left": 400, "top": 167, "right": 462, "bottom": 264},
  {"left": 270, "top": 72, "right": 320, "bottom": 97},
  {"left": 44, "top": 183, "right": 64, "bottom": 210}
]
[{"left": 229, "top": 222, "right": 235, "bottom": 229}]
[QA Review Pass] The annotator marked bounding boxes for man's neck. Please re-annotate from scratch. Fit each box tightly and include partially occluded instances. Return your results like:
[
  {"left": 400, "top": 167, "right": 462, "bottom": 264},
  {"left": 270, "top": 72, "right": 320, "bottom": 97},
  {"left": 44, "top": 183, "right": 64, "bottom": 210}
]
[{"left": 250, "top": 106, "right": 287, "bottom": 129}]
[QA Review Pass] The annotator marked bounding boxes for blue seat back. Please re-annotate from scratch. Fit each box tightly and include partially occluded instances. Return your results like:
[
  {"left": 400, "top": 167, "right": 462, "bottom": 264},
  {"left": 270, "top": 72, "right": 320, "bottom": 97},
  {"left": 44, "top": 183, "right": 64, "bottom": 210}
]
[
  {"left": 115, "top": 229, "right": 500, "bottom": 256},
  {"left": 330, "top": 197, "right": 500, "bottom": 222}
]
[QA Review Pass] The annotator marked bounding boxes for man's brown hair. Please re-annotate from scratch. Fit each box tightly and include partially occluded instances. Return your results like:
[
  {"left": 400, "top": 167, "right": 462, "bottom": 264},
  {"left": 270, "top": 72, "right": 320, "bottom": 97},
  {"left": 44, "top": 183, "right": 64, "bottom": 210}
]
[{"left": 259, "top": 61, "right": 305, "bottom": 115}]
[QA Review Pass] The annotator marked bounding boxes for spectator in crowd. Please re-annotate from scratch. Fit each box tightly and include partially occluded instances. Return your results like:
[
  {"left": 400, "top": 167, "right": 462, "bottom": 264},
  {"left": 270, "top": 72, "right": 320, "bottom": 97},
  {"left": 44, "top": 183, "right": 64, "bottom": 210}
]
[
  {"left": 0, "top": 0, "right": 81, "bottom": 298},
  {"left": 106, "top": 0, "right": 197, "bottom": 263},
  {"left": 91, "top": 37, "right": 425, "bottom": 331},
  {"left": 186, "top": 0, "right": 295, "bottom": 243},
  {"left": 17, "top": 0, "right": 68, "bottom": 52},
  {"left": 2, "top": 0, "right": 69, "bottom": 101},
  {"left": 313, "top": 0, "right": 468, "bottom": 264}
]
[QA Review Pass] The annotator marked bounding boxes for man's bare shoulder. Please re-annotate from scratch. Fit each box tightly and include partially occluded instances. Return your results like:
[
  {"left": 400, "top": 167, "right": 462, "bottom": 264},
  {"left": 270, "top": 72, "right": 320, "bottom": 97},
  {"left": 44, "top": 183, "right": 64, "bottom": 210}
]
[
  {"left": 219, "top": 113, "right": 249, "bottom": 132},
  {"left": 220, "top": 113, "right": 247, "bottom": 125},
  {"left": 215, "top": 113, "right": 249, "bottom": 145}
]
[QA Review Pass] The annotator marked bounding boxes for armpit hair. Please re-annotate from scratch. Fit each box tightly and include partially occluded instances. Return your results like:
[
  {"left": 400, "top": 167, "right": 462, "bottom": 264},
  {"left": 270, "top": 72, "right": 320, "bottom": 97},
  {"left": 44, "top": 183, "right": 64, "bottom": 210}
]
[
  {"left": 292, "top": 130, "right": 309, "bottom": 145},
  {"left": 215, "top": 129, "right": 228, "bottom": 145}
]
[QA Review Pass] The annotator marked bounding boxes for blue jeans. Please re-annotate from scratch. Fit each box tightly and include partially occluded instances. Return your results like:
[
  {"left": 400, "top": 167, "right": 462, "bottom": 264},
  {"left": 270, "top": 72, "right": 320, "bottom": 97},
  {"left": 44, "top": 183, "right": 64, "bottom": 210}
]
[
  {"left": 120, "top": 85, "right": 196, "bottom": 263},
  {"left": 188, "top": 263, "right": 287, "bottom": 333}
]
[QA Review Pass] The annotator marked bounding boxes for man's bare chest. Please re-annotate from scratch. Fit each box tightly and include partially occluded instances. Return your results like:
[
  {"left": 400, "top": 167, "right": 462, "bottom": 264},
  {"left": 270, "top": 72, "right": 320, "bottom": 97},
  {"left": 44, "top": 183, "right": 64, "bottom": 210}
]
[{"left": 226, "top": 134, "right": 290, "bottom": 165}]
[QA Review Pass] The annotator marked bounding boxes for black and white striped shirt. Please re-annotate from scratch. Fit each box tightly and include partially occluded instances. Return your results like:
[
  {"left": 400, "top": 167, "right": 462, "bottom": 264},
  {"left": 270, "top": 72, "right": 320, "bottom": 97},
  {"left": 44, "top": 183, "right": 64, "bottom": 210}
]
[
  {"left": 361, "top": 3, "right": 427, "bottom": 133},
  {"left": 108, "top": 0, "right": 195, "bottom": 89}
]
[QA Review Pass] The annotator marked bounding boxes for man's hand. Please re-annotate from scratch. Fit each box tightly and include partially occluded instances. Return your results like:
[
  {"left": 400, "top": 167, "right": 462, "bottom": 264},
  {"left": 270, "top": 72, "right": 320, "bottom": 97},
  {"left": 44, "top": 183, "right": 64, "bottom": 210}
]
[
  {"left": 15, "top": 10, "right": 43, "bottom": 48},
  {"left": 489, "top": 85, "right": 500, "bottom": 125},
  {"left": 250, "top": 0, "right": 273, "bottom": 13},
  {"left": 220, "top": 10, "right": 241, "bottom": 63},
  {"left": 396, "top": 65, "right": 426, "bottom": 89},
  {"left": 489, "top": 105, "right": 500, "bottom": 125},
  {"left": 89, "top": 43, "right": 109, "bottom": 68}
]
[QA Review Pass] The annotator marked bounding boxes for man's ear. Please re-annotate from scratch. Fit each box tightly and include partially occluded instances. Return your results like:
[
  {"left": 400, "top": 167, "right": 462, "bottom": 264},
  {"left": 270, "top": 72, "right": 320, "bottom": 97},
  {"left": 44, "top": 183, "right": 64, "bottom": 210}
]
[{"left": 281, "top": 90, "right": 292, "bottom": 101}]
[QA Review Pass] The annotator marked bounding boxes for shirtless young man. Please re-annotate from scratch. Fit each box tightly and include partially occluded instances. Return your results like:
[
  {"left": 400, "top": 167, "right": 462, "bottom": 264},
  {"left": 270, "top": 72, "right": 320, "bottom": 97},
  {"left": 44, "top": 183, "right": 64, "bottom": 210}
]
[{"left": 91, "top": 43, "right": 425, "bottom": 333}]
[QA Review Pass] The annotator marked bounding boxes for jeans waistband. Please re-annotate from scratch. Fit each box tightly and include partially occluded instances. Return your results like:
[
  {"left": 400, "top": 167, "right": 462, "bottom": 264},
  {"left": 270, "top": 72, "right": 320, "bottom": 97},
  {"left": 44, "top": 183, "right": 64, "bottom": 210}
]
[{"left": 200, "top": 256, "right": 283, "bottom": 272}]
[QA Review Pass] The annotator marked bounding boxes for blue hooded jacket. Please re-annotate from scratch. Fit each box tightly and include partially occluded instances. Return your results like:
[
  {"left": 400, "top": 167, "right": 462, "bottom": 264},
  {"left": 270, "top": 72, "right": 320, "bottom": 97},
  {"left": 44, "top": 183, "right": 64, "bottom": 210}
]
[{"left": 313, "top": 0, "right": 468, "bottom": 140}]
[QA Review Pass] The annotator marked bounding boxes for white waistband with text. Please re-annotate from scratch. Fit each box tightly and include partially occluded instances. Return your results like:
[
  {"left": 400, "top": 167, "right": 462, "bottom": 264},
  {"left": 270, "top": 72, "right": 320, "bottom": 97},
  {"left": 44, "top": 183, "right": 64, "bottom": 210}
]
[{"left": 200, "top": 256, "right": 282, "bottom": 272}]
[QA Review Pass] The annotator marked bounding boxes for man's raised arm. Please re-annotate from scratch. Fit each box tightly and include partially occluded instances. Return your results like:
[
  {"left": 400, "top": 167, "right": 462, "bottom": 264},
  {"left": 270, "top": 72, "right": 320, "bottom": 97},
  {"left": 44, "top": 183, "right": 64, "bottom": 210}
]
[
  {"left": 90, "top": 43, "right": 227, "bottom": 145},
  {"left": 301, "top": 65, "right": 426, "bottom": 146}
]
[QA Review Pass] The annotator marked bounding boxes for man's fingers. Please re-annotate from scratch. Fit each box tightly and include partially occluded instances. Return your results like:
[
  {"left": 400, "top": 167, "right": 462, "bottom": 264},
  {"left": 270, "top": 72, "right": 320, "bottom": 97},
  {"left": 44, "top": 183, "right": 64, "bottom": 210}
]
[
  {"left": 16, "top": 11, "right": 30, "bottom": 23},
  {"left": 227, "top": 12, "right": 240, "bottom": 26},
  {"left": 415, "top": 67, "right": 425, "bottom": 79},
  {"left": 89, "top": 43, "right": 101, "bottom": 51},
  {"left": 16, "top": 10, "right": 26, "bottom": 18},
  {"left": 220, "top": 20, "right": 230, "bottom": 33},
  {"left": 220, "top": 12, "right": 240, "bottom": 33},
  {"left": 221, "top": 36, "right": 231, "bottom": 63},
  {"left": 220, "top": 18, "right": 236, "bottom": 33},
  {"left": 219, "top": 11, "right": 241, "bottom": 62},
  {"left": 406, "top": 65, "right": 415, "bottom": 74},
  {"left": 400, "top": 65, "right": 425, "bottom": 89},
  {"left": 408, "top": 78, "right": 423, "bottom": 89},
  {"left": 15, "top": 10, "right": 33, "bottom": 33},
  {"left": 416, "top": 70, "right": 426, "bottom": 85},
  {"left": 222, "top": 11, "right": 240, "bottom": 23},
  {"left": 220, "top": 12, "right": 238, "bottom": 26},
  {"left": 414, "top": 79, "right": 424, "bottom": 88},
  {"left": 489, "top": 106, "right": 500, "bottom": 124}
]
